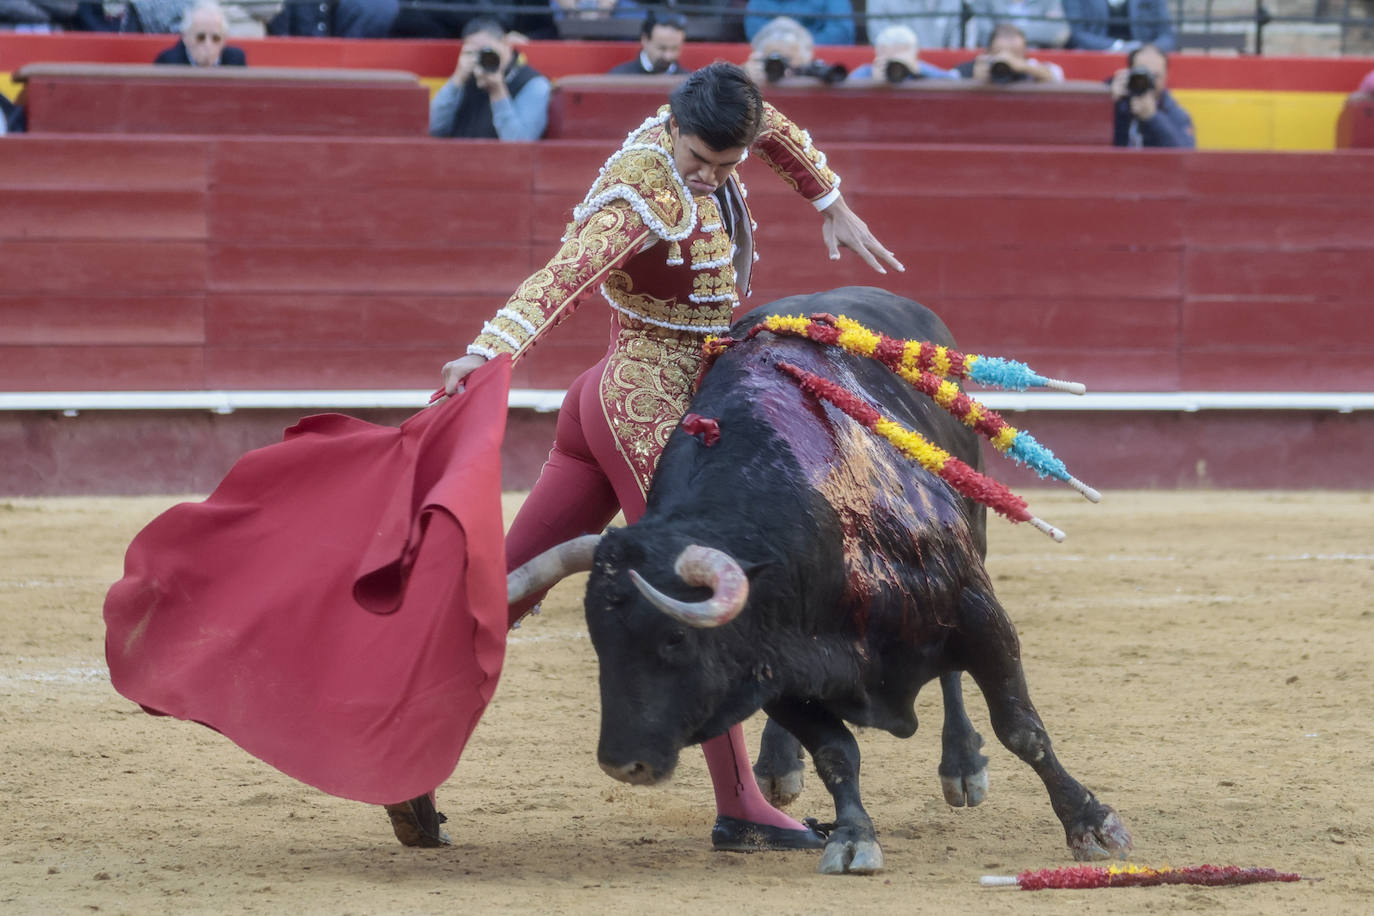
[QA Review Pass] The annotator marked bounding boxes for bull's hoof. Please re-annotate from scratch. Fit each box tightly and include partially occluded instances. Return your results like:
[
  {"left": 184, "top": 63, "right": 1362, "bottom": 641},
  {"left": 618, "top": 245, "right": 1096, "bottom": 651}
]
[
  {"left": 384, "top": 795, "right": 451, "bottom": 848},
  {"left": 756, "top": 765, "right": 805, "bottom": 808},
  {"left": 817, "top": 830, "right": 885, "bottom": 875},
  {"left": 711, "top": 815, "right": 826, "bottom": 852},
  {"left": 1068, "top": 807, "right": 1133, "bottom": 861},
  {"left": 941, "top": 767, "right": 989, "bottom": 808}
]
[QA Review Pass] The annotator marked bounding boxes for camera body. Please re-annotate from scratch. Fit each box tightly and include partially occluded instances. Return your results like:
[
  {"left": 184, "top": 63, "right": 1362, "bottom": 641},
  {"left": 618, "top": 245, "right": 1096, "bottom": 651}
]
[
  {"left": 1126, "top": 67, "right": 1156, "bottom": 96},
  {"left": 762, "top": 54, "right": 789, "bottom": 83},
  {"left": 477, "top": 48, "right": 502, "bottom": 74},
  {"left": 763, "top": 55, "right": 847, "bottom": 85},
  {"left": 884, "top": 59, "right": 913, "bottom": 84},
  {"left": 988, "top": 59, "right": 1016, "bottom": 84},
  {"left": 796, "top": 59, "right": 848, "bottom": 85}
]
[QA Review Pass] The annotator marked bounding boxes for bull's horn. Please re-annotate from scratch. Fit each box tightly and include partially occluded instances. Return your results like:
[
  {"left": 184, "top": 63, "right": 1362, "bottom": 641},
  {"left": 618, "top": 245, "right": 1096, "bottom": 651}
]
[
  {"left": 628, "top": 545, "right": 749, "bottom": 628},
  {"left": 508, "top": 534, "right": 601, "bottom": 605}
]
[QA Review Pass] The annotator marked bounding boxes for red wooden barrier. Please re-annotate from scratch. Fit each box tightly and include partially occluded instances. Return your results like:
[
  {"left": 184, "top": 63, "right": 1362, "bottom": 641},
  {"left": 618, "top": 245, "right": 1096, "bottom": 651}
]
[
  {"left": 3, "top": 133, "right": 1374, "bottom": 493},
  {"left": 16, "top": 63, "right": 429, "bottom": 136},
  {"left": 3, "top": 134, "right": 1373, "bottom": 395},
  {"left": 548, "top": 75, "right": 1111, "bottom": 145}
]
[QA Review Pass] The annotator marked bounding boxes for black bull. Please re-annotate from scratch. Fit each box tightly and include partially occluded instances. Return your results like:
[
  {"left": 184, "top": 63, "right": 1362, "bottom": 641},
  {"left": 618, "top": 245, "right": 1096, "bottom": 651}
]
[{"left": 521, "top": 287, "right": 1132, "bottom": 875}]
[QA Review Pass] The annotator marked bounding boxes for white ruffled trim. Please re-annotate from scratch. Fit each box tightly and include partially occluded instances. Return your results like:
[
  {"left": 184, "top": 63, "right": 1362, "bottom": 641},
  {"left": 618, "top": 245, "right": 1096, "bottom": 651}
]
[
  {"left": 480, "top": 321, "right": 522, "bottom": 350},
  {"left": 692, "top": 244, "right": 736, "bottom": 271},
  {"left": 496, "top": 307, "right": 537, "bottom": 336},
  {"left": 688, "top": 292, "right": 736, "bottom": 304},
  {"left": 602, "top": 291, "right": 732, "bottom": 333},
  {"left": 467, "top": 342, "right": 499, "bottom": 359},
  {"left": 666, "top": 257, "right": 684, "bottom": 266},
  {"left": 568, "top": 114, "right": 700, "bottom": 243},
  {"left": 700, "top": 222, "right": 722, "bottom": 233}
]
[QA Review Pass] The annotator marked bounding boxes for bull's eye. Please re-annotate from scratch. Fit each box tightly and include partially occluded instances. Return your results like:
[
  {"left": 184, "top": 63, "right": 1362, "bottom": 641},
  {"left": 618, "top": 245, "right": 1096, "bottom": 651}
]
[{"left": 664, "top": 629, "right": 686, "bottom": 649}]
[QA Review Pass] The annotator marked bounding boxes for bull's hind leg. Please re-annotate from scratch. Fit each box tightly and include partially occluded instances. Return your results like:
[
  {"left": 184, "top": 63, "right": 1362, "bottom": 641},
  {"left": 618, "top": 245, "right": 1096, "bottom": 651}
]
[
  {"left": 954, "top": 589, "right": 1133, "bottom": 861},
  {"left": 755, "top": 717, "right": 807, "bottom": 807},
  {"left": 938, "top": 672, "right": 989, "bottom": 807},
  {"left": 764, "top": 699, "right": 884, "bottom": 875}
]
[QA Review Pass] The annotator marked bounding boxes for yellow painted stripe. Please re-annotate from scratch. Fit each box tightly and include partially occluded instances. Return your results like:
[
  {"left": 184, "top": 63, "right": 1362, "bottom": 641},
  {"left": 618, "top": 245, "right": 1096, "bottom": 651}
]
[{"left": 1172, "top": 89, "right": 1348, "bottom": 151}]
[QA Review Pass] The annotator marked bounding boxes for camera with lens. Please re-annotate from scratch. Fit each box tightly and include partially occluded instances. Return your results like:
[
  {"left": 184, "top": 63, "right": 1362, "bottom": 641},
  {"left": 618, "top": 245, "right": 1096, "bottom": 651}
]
[
  {"left": 884, "top": 59, "right": 914, "bottom": 84},
  {"left": 477, "top": 48, "right": 502, "bottom": 73},
  {"left": 988, "top": 59, "right": 1016, "bottom": 83},
  {"left": 1125, "top": 67, "right": 1156, "bottom": 96},
  {"left": 796, "top": 59, "right": 848, "bottom": 86},
  {"left": 762, "top": 53, "right": 789, "bottom": 83}
]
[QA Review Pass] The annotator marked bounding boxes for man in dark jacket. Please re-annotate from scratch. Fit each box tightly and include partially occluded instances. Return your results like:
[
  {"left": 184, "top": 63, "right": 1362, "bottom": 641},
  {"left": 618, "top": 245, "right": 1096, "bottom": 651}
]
[
  {"left": 154, "top": 1, "right": 247, "bottom": 67},
  {"left": 1111, "top": 43, "right": 1194, "bottom": 147},
  {"left": 608, "top": 11, "right": 689, "bottom": 75},
  {"left": 428, "top": 17, "right": 551, "bottom": 141}
]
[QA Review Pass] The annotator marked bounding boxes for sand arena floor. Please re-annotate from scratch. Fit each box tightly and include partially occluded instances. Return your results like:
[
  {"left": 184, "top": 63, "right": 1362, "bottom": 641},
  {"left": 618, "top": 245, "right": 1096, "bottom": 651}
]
[{"left": 1, "top": 490, "right": 1371, "bottom": 914}]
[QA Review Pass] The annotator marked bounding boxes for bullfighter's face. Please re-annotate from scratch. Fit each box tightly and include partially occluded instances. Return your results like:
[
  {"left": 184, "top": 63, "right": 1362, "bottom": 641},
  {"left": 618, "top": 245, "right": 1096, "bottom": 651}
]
[{"left": 668, "top": 119, "right": 747, "bottom": 198}]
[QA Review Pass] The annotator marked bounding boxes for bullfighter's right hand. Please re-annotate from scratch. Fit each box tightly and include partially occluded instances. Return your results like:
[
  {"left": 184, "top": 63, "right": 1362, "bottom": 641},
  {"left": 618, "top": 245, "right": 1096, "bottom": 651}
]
[{"left": 442, "top": 353, "right": 489, "bottom": 397}]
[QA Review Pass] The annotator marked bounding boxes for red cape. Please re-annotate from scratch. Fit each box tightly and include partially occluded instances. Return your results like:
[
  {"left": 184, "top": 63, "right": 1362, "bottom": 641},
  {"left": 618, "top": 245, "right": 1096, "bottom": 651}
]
[{"left": 104, "top": 358, "right": 512, "bottom": 804}]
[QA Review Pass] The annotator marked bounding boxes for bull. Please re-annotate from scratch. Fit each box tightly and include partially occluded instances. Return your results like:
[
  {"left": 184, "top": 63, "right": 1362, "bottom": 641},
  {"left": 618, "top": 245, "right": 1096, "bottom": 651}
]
[{"left": 510, "top": 286, "right": 1133, "bottom": 875}]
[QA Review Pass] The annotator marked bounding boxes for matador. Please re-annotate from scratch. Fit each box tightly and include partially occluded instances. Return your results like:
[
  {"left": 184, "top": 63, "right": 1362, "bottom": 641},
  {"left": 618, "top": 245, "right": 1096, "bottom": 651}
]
[{"left": 389, "top": 61, "right": 904, "bottom": 853}]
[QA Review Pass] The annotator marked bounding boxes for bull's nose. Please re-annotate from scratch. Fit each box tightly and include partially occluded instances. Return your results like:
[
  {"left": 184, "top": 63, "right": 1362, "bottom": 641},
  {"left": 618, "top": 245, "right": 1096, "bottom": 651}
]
[{"left": 599, "top": 759, "right": 659, "bottom": 786}]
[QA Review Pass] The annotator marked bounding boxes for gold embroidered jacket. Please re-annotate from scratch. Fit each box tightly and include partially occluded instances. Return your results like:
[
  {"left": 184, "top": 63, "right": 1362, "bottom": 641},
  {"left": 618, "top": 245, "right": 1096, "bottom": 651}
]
[{"left": 466, "top": 103, "right": 840, "bottom": 364}]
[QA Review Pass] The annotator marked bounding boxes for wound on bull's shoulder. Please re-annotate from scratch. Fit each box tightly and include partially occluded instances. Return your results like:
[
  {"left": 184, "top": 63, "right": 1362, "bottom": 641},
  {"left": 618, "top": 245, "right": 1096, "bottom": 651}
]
[{"left": 681, "top": 413, "right": 721, "bottom": 446}]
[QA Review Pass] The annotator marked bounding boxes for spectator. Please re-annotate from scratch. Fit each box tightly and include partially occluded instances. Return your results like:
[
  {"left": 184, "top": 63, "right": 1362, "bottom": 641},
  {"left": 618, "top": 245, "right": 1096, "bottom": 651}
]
[
  {"left": 550, "top": 0, "right": 643, "bottom": 37},
  {"left": 154, "top": 2, "right": 247, "bottom": 66},
  {"left": 745, "top": 0, "right": 854, "bottom": 47},
  {"left": 850, "top": 24, "right": 959, "bottom": 82},
  {"left": 744, "top": 15, "right": 846, "bottom": 84},
  {"left": 429, "top": 17, "right": 552, "bottom": 141},
  {"left": 0, "top": 0, "right": 73, "bottom": 31},
  {"left": 1111, "top": 43, "right": 1194, "bottom": 148},
  {"left": 865, "top": 0, "right": 966, "bottom": 49},
  {"left": 955, "top": 22, "right": 1064, "bottom": 84},
  {"left": 969, "top": 0, "right": 1070, "bottom": 49},
  {"left": 267, "top": 0, "right": 334, "bottom": 36},
  {"left": 744, "top": 15, "right": 812, "bottom": 83},
  {"left": 608, "top": 10, "right": 689, "bottom": 75},
  {"left": 330, "top": 0, "right": 397, "bottom": 38},
  {"left": 1063, "top": 0, "right": 1176, "bottom": 52}
]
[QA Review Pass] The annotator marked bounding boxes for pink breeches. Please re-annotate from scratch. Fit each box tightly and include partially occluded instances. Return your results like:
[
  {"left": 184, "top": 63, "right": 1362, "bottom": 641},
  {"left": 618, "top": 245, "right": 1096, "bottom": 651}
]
[{"left": 504, "top": 357, "right": 645, "bottom": 624}]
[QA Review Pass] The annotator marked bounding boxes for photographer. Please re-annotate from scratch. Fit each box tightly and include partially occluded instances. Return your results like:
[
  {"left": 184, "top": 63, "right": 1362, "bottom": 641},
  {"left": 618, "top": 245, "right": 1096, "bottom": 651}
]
[
  {"left": 1111, "top": 44, "right": 1194, "bottom": 148},
  {"left": 851, "top": 24, "right": 958, "bottom": 83},
  {"left": 744, "top": 15, "right": 848, "bottom": 86},
  {"left": 429, "top": 18, "right": 551, "bottom": 141},
  {"left": 956, "top": 23, "right": 1064, "bottom": 85}
]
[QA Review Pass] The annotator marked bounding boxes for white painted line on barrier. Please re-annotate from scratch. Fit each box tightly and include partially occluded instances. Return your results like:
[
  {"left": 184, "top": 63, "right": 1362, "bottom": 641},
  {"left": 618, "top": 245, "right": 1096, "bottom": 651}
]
[{"left": 1, "top": 391, "right": 1371, "bottom": 415}]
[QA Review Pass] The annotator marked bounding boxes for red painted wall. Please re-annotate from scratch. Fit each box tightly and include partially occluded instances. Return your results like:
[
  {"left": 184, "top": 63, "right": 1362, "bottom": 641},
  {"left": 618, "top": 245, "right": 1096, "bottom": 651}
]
[
  {"left": 3, "top": 132, "right": 1373, "bottom": 494},
  {"left": 4, "top": 134, "right": 1372, "bottom": 394}
]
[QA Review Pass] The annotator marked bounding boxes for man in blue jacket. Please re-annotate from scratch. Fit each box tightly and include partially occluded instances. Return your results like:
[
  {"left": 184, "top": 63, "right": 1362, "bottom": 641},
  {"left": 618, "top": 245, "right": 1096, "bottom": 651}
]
[
  {"left": 1111, "top": 43, "right": 1194, "bottom": 147},
  {"left": 1065, "top": 0, "right": 1175, "bottom": 51}
]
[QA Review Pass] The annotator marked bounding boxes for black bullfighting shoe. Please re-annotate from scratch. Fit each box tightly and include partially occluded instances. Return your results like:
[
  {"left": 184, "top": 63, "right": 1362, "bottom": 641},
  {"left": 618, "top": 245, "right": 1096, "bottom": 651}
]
[
  {"left": 384, "top": 793, "right": 451, "bottom": 848},
  {"left": 710, "top": 815, "right": 827, "bottom": 852}
]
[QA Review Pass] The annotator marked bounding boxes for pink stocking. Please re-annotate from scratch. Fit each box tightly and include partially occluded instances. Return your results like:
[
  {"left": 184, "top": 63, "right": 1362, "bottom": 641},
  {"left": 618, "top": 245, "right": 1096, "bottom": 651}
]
[{"left": 701, "top": 723, "right": 805, "bottom": 831}]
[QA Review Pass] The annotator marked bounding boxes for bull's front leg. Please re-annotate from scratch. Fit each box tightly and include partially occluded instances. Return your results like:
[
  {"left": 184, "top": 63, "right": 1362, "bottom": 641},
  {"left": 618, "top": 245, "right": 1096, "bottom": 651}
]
[
  {"left": 955, "top": 589, "right": 1133, "bottom": 861},
  {"left": 938, "top": 671, "right": 989, "bottom": 807},
  {"left": 754, "top": 717, "right": 806, "bottom": 807},
  {"left": 764, "top": 698, "right": 883, "bottom": 875}
]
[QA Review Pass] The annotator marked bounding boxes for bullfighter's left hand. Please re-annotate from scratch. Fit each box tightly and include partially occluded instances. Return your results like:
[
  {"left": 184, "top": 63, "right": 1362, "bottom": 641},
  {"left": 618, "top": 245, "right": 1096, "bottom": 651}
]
[{"left": 821, "top": 194, "right": 905, "bottom": 275}]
